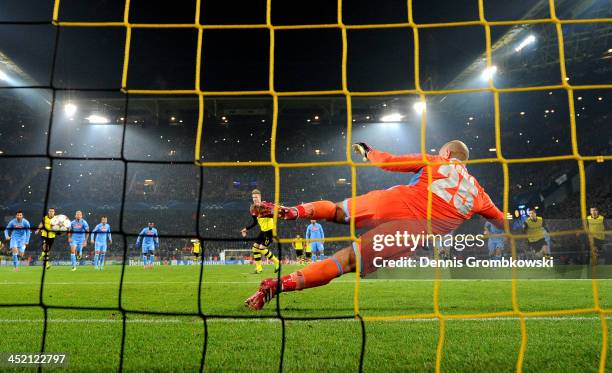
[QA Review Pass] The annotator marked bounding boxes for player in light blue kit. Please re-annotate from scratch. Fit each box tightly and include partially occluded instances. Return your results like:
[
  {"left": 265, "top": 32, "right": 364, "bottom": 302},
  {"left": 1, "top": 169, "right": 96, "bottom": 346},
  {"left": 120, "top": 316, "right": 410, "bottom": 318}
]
[
  {"left": 136, "top": 222, "right": 159, "bottom": 269},
  {"left": 306, "top": 220, "right": 325, "bottom": 262},
  {"left": 91, "top": 216, "right": 112, "bottom": 270},
  {"left": 68, "top": 211, "right": 89, "bottom": 271},
  {"left": 484, "top": 220, "right": 505, "bottom": 260},
  {"left": 4, "top": 210, "right": 31, "bottom": 272}
]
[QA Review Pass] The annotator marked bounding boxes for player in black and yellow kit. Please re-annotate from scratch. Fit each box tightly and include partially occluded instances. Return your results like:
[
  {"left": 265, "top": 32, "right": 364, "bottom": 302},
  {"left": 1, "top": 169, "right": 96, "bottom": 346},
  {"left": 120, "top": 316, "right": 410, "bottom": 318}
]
[
  {"left": 35, "top": 207, "right": 56, "bottom": 269},
  {"left": 292, "top": 234, "right": 304, "bottom": 264},
  {"left": 586, "top": 207, "right": 606, "bottom": 263},
  {"left": 240, "top": 189, "right": 280, "bottom": 274},
  {"left": 523, "top": 209, "right": 550, "bottom": 258},
  {"left": 304, "top": 239, "right": 313, "bottom": 263},
  {"left": 191, "top": 239, "right": 201, "bottom": 261}
]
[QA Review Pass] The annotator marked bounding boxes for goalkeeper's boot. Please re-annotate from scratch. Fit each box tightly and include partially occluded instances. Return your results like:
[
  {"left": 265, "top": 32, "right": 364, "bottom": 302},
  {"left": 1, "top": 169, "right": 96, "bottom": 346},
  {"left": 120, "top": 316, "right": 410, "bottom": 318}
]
[
  {"left": 259, "top": 201, "right": 277, "bottom": 215},
  {"left": 245, "top": 278, "right": 279, "bottom": 311},
  {"left": 278, "top": 206, "right": 299, "bottom": 220}
]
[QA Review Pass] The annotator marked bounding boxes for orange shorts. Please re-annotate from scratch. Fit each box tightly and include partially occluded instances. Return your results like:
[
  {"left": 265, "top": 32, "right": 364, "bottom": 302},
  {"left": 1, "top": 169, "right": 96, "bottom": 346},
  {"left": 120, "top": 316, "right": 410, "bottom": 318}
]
[
  {"left": 351, "top": 220, "right": 426, "bottom": 276},
  {"left": 342, "top": 186, "right": 417, "bottom": 227},
  {"left": 342, "top": 187, "right": 428, "bottom": 276}
]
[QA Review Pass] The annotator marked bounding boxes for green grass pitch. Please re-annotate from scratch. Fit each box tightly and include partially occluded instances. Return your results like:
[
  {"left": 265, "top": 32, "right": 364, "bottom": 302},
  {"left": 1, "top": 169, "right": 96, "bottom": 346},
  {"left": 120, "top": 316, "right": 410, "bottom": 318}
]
[{"left": 0, "top": 264, "right": 611, "bottom": 372}]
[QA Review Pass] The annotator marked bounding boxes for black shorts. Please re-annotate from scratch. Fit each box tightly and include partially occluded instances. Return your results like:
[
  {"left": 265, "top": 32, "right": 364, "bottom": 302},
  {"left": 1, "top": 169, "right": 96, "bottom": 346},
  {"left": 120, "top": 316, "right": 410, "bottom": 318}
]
[
  {"left": 591, "top": 239, "right": 605, "bottom": 252},
  {"left": 305, "top": 251, "right": 312, "bottom": 259},
  {"left": 194, "top": 252, "right": 200, "bottom": 258},
  {"left": 295, "top": 249, "right": 303, "bottom": 257},
  {"left": 528, "top": 239, "right": 546, "bottom": 251},
  {"left": 42, "top": 237, "right": 55, "bottom": 250},
  {"left": 255, "top": 230, "right": 273, "bottom": 247}
]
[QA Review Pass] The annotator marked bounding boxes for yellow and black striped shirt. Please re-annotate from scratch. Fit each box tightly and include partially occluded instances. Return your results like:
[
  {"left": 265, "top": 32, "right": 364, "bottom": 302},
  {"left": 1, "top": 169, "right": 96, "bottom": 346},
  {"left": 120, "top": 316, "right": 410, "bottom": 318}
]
[
  {"left": 41, "top": 216, "right": 56, "bottom": 238},
  {"left": 246, "top": 204, "right": 275, "bottom": 232},
  {"left": 294, "top": 238, "right": 303, "bottom": 250},
  {"left": 587, "top": 215, "right": 605, "bottom": 240},
  {"left": 524, "top": 217, "right": 545, "bottom": 242}
]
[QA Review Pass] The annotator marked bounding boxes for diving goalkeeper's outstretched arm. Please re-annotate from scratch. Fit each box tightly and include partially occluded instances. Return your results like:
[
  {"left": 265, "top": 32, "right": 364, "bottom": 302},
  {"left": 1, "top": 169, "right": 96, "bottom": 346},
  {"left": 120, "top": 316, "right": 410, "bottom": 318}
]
[{"left": 278, "top": 142, "right": 432, "bottom": 224}]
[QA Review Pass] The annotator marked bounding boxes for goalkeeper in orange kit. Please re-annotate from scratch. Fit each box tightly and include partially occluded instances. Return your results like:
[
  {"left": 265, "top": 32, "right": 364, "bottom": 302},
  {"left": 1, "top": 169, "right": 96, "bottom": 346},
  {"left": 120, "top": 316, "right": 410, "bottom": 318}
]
[{"left": 245, "top": 140, "right": 505, "bottom": 310}]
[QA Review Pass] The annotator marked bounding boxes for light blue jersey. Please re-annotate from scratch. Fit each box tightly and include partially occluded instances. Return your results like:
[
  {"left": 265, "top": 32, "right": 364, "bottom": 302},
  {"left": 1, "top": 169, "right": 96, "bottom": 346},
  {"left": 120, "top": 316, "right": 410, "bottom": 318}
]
[
  {"left": 4, "top": 218, "right": 31, "bottom": 252},
  {"left": 306, "top": 223, "right": 325, "bottom": 240},
  {"left": 70, "top": 219, "right": 89, "bottom": 256},
  {"left": 70, "top": 219, "right": 89, "bottom": 242},
  {"left": 485, "top": 221, "right": 505, "bottom": 254},
  {"left": 136, "top": 227, "right": 159, "bottom": 252},
  {"left": 306, "top": 223, "right": 325, "bottom": 258},
  {"left": 92, "top": 223, "right": 112, "bottom": 251}
]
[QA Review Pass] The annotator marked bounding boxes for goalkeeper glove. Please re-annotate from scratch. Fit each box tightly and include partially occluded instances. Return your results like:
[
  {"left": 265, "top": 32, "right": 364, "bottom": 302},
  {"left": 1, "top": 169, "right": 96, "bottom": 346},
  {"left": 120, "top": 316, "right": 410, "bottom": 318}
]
[{"left": 352, "top": 142, "right": 372, "bottom": 161}]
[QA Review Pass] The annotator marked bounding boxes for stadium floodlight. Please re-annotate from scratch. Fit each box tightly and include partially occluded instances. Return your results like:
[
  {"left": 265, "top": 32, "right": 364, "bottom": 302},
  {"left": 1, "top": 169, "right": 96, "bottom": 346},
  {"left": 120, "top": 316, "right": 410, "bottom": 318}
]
[
  {"left": 380, "top": 113, "right": 404, "bottom": 122},
  {"left": 481, "top": 66, "right": 497, "bottom": 80},
  {"left": 86, "top": 114, "right": 110, "bottom": 124},
  {"left": 0, "top": 70, "right": 8, "bottom": 81},
  {"left": 413, "top": 102, "right": 426, "bottom": 115},
  {"left": 64, "top": 103, "right": 77, "bottom": 117},
  {"left": 488, "top": 148, "right": 496, "bottom": 152},
  {"left": 514, "top": 34, "right": 536, "bottom": 52}
]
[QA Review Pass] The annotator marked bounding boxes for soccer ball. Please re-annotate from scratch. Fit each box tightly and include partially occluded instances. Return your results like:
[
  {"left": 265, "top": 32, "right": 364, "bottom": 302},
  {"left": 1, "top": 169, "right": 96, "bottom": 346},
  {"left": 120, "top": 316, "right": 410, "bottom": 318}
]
[{"left": 50, "top": 214, "right": 71, "bottom": 233}]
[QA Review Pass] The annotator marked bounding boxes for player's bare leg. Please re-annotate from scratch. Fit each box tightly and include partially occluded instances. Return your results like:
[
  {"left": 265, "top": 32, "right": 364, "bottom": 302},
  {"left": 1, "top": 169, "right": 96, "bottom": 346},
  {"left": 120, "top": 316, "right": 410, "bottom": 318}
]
[
  {"left": 278, "top": 201, "right": 347, "bottom": 224},
  {"left": 245, "top": 245, "right": 356, "bottom": 310}
]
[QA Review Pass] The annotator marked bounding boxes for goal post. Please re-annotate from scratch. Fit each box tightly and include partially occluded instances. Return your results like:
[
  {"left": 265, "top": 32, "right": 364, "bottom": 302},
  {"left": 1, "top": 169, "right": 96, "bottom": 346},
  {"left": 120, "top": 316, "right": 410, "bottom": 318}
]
[{"left": 220, "top": 249, "right": 252, "bottom": 264}]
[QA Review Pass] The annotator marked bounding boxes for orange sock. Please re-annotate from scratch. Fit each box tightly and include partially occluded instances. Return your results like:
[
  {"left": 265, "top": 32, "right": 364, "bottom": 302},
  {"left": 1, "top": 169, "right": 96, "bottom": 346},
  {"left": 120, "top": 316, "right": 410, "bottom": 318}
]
[
  {"left": 282, "top": 258, "right": 343, "bottom": 291},
  {"left": 296, "top": 200, "right": 337, "bottom": 220}
]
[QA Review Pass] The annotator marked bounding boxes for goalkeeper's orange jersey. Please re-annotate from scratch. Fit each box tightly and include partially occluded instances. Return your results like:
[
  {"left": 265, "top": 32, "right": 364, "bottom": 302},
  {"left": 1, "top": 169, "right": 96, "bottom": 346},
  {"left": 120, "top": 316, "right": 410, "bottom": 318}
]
[{"left": 346, "top": 150, "right": 505, "bottom": 234}]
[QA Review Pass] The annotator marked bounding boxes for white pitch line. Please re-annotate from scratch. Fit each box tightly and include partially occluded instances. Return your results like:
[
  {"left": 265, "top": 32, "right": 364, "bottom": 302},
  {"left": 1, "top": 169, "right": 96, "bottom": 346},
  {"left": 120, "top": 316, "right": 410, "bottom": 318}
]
[
  {"left": 0, "top": 278, "right": 611, "bottom": 286},
  {"left": 0, "top": 316, "right": 610, "bottom": 324}
]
